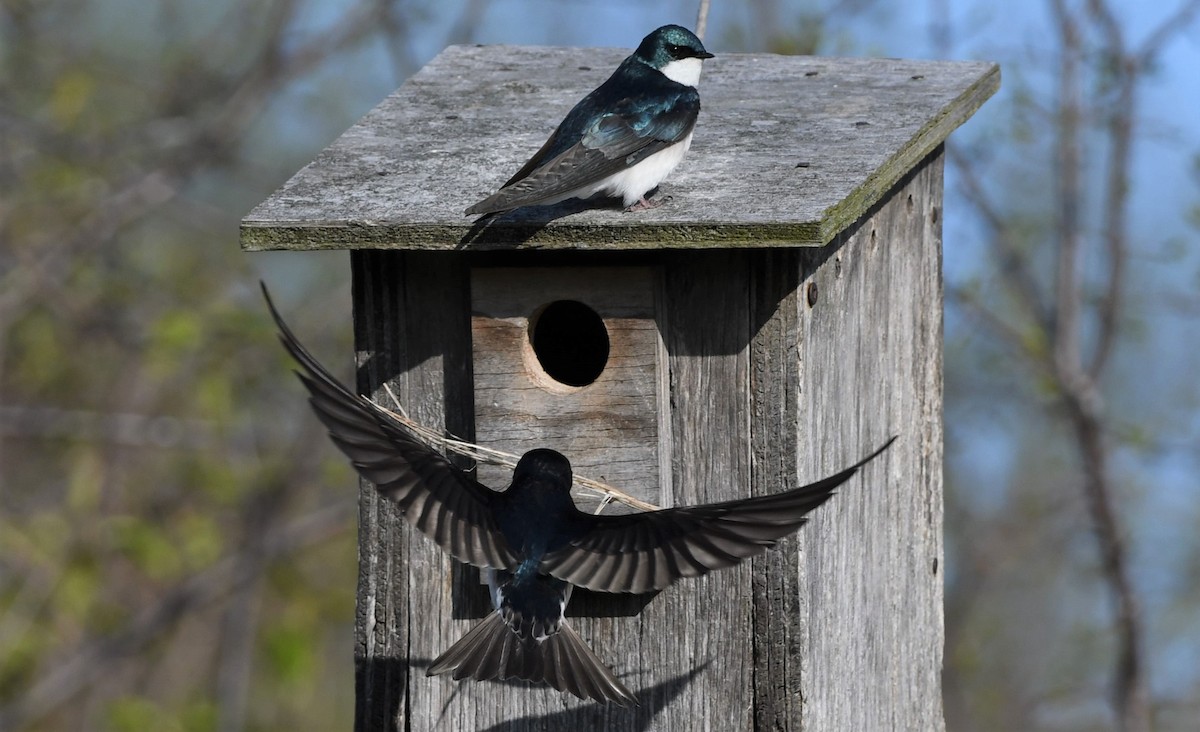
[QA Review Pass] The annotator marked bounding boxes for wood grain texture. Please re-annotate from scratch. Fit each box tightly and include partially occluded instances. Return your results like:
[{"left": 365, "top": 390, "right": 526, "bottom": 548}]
[
  {"left": 470, "top": 266, "right": 669, "bottom": 513},
  {"left": 241, "top": 46, "right": 996, "bottom": 251},
  {"left": 748, "top": 247, "right": 807, "bottom": 731},
  {"left": 790, "top": 149, "right": 945, "bottom": 731},
  {"left": 348, "top": 251, "right": 466, "bottom": 730},
  {"left": 650, "top": 250, "right": 754, "bottom": 731}
]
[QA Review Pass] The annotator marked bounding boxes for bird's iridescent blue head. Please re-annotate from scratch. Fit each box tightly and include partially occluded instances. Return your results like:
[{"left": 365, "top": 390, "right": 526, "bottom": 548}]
[
  {"left": 634, "top": 25, "right": 714, "bottom": 85},
  {"left": 514, "top": 448, "right": 574, "bottom": 490}
]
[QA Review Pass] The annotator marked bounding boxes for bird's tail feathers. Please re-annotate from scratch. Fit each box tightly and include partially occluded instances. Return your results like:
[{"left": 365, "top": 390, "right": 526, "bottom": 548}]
[{"left": 427, "top": 612, "right": 637, "bottom": 706}]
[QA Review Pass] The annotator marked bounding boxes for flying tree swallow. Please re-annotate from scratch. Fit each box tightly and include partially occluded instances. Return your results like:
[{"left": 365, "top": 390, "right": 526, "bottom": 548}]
[
  {"left": 263, "top": 286, "right": 895, "bottom": 706},
  {"left": 466, "top": 25, "right": 715, "bottom": 216}
]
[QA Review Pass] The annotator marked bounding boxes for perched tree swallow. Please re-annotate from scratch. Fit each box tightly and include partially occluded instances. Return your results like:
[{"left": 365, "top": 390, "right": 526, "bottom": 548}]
[
  {"left": 263, "top": 286, "right": 895, "bottom": 706},
  {"left": 466, "top": 25, "right": 715, "bottom": 216}
]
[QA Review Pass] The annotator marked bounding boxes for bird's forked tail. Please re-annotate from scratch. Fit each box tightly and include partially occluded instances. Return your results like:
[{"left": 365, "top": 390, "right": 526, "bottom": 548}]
[{"left": 427, "top": 611, "right": 637, "bottom": 706}]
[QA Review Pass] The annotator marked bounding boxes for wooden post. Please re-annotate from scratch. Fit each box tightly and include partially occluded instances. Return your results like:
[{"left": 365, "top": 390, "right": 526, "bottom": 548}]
[{"left": 242, "top": 44, "right": 997, "bottom": 731}]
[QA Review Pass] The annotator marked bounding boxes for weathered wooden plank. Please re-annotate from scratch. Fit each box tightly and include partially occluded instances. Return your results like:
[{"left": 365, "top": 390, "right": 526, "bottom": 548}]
[
  {"left": 740, "top": 151, "right": 943, "bottom": 730},
  {"left": 647, "top": 250, "right": 754, "bottom": 730},
  {"left": 350, "top": 252, "right": 409, "bottom": 732},
  {"left": 748, "top": 246, "right": 807, "bottom": 730},
  {"left": 241, "top": 46, "right": 997, "bottom": 252},
  {"left": 789, "top": 149, "right": 945, "bottom": 731},
  {"left": 350, "top": 250, "right": 477, "bottom": 732},
  {"left": 469, "top": 266, "right": 669, "bottom": 512}
]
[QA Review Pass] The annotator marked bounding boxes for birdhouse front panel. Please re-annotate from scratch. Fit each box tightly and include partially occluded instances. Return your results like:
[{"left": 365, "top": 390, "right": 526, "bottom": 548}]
[{"left": 470, "top": 266, "right": 669, "bottom": 512}]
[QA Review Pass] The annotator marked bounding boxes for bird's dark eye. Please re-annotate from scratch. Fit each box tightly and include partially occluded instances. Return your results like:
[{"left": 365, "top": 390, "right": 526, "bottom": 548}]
[{"left": 668, "top": 44, "right": 687, "bottom": 58}]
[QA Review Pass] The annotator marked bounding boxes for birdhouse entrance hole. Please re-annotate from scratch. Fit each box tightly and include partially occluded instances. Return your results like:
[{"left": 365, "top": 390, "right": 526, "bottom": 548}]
[
  {"left": 470, "top": 265, "right": 670, "bottom": 510},
  {"left": 528, "top": 300, "right": 609, "bottom": 387}
]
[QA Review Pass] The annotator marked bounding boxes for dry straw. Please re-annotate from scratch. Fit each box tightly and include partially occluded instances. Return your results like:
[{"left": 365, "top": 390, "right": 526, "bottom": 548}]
[{"left": 381, "top": 384, "right": 658, "bottom": 514}]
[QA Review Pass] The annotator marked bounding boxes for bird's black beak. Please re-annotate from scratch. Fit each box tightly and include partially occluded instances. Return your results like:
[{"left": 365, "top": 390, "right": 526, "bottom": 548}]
[{"left": 696, "top": 51, "right": 715, "bottom": 60}]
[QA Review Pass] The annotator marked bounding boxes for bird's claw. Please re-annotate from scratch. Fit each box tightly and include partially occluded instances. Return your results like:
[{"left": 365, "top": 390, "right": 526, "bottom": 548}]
[{"left": 624, "top": 194, "right": 671, "bottom": 212}]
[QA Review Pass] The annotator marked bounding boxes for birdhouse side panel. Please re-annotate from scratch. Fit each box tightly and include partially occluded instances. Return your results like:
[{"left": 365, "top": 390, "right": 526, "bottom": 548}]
[{"left": 792, "top": 150, "right": 946, "bottom": 731}]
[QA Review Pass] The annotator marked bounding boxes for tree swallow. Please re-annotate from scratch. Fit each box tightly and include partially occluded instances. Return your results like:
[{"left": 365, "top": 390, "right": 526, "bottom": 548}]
[
  {"left": 263, "top": 285, "right": 895, "bottom": 706},
  {"left": 466, "top": 25, "right": 714, "bottom": 216}
]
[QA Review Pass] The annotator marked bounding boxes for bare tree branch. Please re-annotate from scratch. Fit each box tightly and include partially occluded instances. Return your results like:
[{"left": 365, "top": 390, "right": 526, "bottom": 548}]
[
  {"left": 942, "top": 1, "right": 1200, "bottom": 727},
  {"left": 946, "top": 285, "right": 1054, "bottom": 377},
  {"left": 696, "top": 0, "right": 712, "bottom": 41},
  {"left": 1049, "top": 0, "right": 1084, "bottom": 382},
  {"left": 1084, "top": 0, "right": 1130, "bottom": 380},
  {"left": 1047, "top": 2, "right": 1147, "bottom": 729},
  {"left": 1136, "top": 0, "right": 1200, "bottom": 66},
  {"left": 0, "top": 502, "right": 353, "bottom": 730},
  {"left": 948, "top": 145, "right": 1054, "bottom": 330}
]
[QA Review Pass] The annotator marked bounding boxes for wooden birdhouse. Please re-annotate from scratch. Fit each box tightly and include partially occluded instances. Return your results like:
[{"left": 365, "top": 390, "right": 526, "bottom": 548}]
[{"left": 242, "top": 42, "right": 997, "bottom": 731}]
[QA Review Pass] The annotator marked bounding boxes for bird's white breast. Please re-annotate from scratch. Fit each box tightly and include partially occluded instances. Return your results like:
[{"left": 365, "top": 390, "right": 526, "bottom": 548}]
[
  {"left": 582, "top": 130, "right": 694, "bottom": 208},
  {"left": 660, "top": 57, "right": 703, "bottom": 87},
  {"left": 547, "top": 131, "right": 695, "bottom": 209}
]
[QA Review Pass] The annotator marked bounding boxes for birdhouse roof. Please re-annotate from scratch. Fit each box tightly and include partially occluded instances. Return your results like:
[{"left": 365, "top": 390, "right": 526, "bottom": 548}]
[{"left": 240, "top": 44, "right": 998, "bottom": 252}]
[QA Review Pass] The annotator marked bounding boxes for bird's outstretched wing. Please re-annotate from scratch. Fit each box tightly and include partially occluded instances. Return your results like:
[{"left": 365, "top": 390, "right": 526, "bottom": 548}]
[
  {"left": 540, "top": 438, "right": 896, "bottom": 594},
  {"left": 262, "top": 283, "right": 517, "bottom": 570},
  {"left": 465, "top": 88, "right": 700, "bottom": 215}
]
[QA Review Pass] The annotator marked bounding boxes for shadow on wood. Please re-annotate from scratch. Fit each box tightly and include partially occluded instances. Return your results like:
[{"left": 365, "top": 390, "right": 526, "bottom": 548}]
[
  {"left": 457, "top": 196, "right": 613, "bottom": 250},
  {"left": 354, "top": 656, "right": 406, "bottom": 732},
  {"left": 475, "top": 663, "right": 709, "bottom": 731},
  {"left": 354, "top": 656, "right": 707, "bottom": 729}
]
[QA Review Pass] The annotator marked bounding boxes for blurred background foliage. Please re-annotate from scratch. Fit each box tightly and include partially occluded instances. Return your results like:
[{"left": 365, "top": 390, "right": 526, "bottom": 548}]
[{"left": 1, "top": 1, "right": 1198, "bottom": 730}]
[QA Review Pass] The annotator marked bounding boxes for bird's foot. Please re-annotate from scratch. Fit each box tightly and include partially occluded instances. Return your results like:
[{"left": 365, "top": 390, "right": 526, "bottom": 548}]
[{"left": 624, "top": 194, "right": 671, "bottom": 212}]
